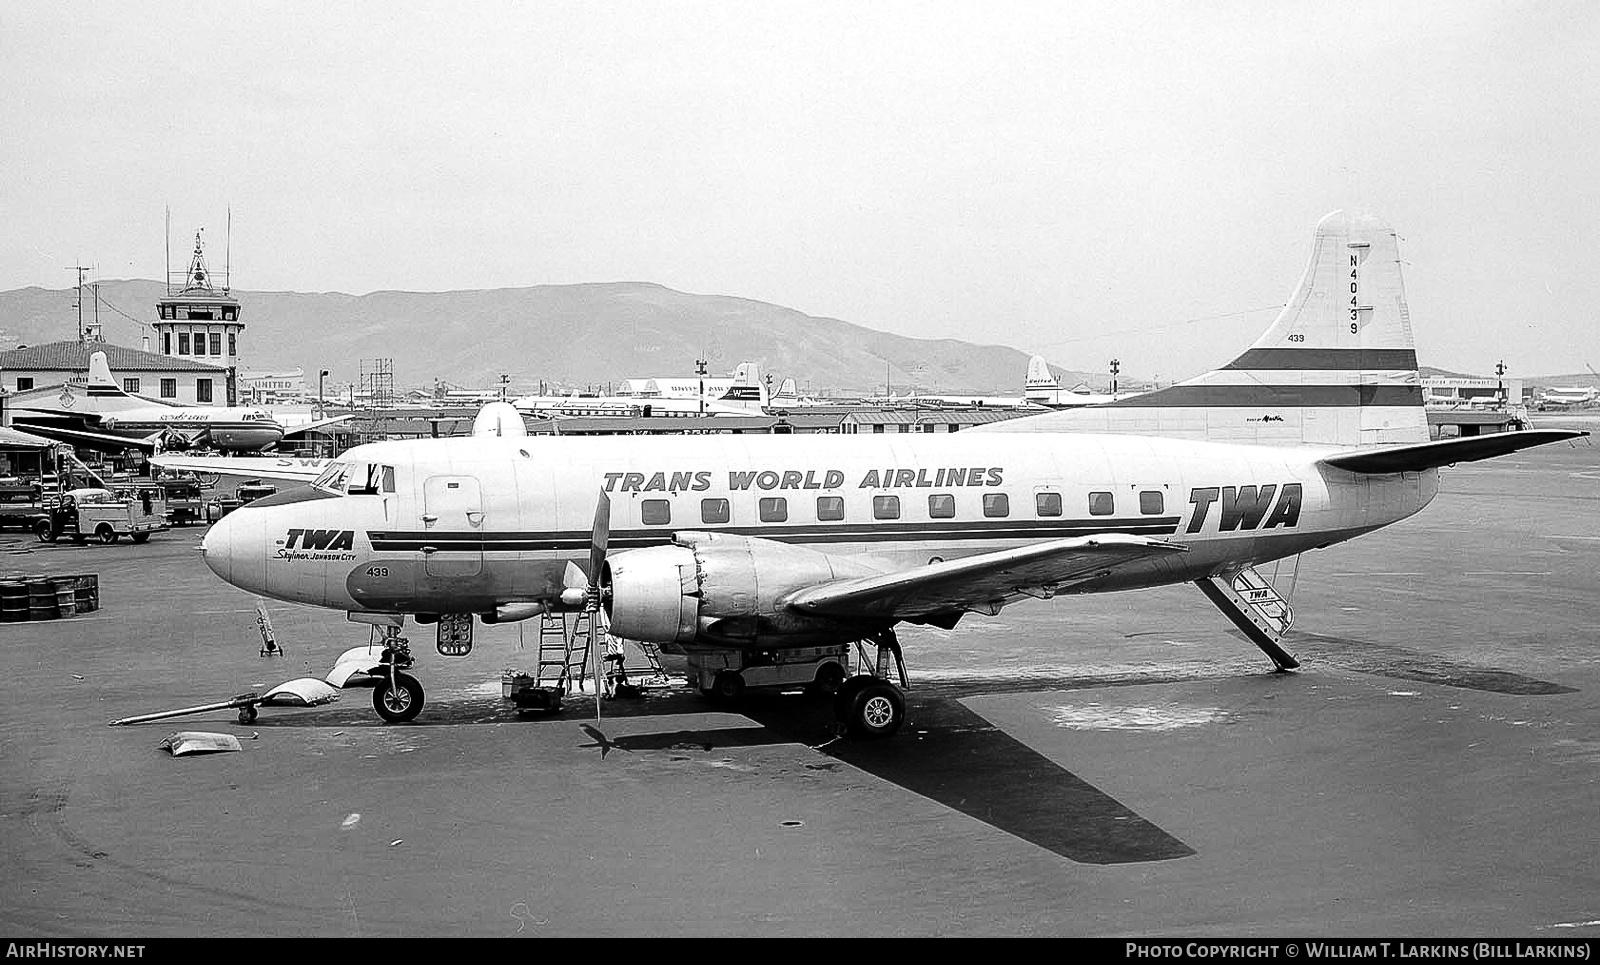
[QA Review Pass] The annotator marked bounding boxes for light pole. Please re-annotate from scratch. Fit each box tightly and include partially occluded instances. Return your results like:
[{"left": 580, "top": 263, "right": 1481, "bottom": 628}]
[{"left": 318, "top": 370, "right": 329, "bottom": 419}]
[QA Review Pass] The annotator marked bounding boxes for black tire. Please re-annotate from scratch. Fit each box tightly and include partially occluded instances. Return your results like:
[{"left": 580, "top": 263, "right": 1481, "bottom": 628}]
[
  {"left": 238, "top": 705, "right": 258, "bottom": 724},
  {"left": 808, "top": 661, "right": 847, "bottom": 696},
  {"left": 96, "top": 524, "right": 117, "bottom": 545},
  {"left": 34, "top": 519, "right": 56, "bottom": 543},
  {"left": 373, "top": 671, "right": 425, "bottom": 723},
  {"left": 839, "top": 679, "right": 905, "bottom": 739},
  {"left": 711, "top": 670, "right": 745, "bottom": 701},
  {"left": 131, "top": 532, "right": 150, "bottom": 544}
]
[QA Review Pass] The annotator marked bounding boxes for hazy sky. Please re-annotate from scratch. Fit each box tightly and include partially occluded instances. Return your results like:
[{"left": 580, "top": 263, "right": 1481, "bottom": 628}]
[{"left": 3, "top": 1, "right": 1597, "bottom": 380}]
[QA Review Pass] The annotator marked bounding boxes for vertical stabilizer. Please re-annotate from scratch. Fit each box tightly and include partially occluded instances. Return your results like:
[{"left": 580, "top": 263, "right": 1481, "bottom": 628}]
[
  {"left": 87, "top": 351, "right": 121, "bottom": 389},
  {"left": 80, "top": 351, "right": 147, "bottom": 413},
  {"left": 1025, "top": 355, "right": 1060, "bottom": 391},
  {"left": 981, "top": 212, "right": 1428, "bottom": 446}
]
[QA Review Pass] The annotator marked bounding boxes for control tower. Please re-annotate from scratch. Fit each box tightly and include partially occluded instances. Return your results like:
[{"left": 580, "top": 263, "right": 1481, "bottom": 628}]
[{"left": 153, "top": 230, "right": 244, "bottom": 404}]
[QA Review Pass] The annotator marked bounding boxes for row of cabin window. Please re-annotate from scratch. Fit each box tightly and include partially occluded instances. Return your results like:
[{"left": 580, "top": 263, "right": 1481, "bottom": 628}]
[{"left": 637, "top": 490, "right": 1167, "bottom": 526}]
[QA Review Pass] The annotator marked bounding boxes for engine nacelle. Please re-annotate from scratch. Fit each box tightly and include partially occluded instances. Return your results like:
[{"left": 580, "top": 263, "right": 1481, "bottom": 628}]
[{"left": 603, "top": 532, "right": 886, "bottom": 647}]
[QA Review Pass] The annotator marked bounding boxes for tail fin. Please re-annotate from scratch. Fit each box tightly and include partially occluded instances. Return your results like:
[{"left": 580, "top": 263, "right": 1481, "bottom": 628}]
[
  {"left": 80, "top": 351, "right": 148, "bottom": 412},
  {"left": 87, "top": 351, "right": 125, "bottom": 391},
  {"left": 983, "top": 212, "right": 1427, "bottom": 447},
  {"left": 1024, "top": 355, "right": 1060, "bottom": 392},
  {"left": 726, "top": 361, "right": 768, "bottom": 408}
]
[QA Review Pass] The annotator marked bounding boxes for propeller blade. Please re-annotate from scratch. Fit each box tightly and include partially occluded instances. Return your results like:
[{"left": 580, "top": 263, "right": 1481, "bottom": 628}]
[
  {"left": 587, "top": 490, "right": 610, "bottom": 731},
  {"left": 588, "top": 489, "right": 611, "bottom": 592}
]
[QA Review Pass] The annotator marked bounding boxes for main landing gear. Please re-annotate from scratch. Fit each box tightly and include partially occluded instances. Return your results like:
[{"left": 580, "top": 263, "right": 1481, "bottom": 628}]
[
  {"left": 834, "top": 630, "right": 909, "bottom": 739},
  {"left": 370, "top": 627, "right": 425, "bottom": 724}
]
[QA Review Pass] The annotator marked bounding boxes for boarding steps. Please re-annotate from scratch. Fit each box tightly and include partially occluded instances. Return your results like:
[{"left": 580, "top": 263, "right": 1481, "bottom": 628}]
[{"left": 1196, "top": 564, "right": 1300, "bottom": 670}]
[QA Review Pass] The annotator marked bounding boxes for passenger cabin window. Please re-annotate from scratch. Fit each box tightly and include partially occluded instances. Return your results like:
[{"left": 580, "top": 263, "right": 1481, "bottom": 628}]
[
  {"left": 982, "top": 493, "right": 1010, "bottom": 517},
  {"left": 817, "top": 496, "right": 844, "bottom": 521},
  {"left": 1140, "top": 491, "right": 1165, "bottom": 515},
  {"left": 701, "top": 498, "right": 730, "bottom": 524},
  {"left": 872, "top": 495, "right": 900, "bottom": 520},
  {"left": 641, "top": 499, "right": 671, "bottom": 525},
  {"left": 1035, "top": 492, "right": 1062, "bottom": 517},
  {"left": 758, "top": 497, "right": 787, "bottom": 522},
  {"left": 928, "top": 493, "right": 956, "bottom": 519},
  {"left": 1089, "top": 491, "right": 1114, "bottom": 516}
]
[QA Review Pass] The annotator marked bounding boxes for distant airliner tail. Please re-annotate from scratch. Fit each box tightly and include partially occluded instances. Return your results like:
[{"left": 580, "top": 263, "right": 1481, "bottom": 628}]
[
  {"left": 74, "top": 351, "right": 155, "bottom": 413},
  {"left": 982, "top": 211, "right": 1428, "bottom": 447}
]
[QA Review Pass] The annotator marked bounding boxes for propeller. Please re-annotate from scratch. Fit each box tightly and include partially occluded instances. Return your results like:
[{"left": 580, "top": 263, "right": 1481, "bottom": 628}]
[{"left": 585, "top": 490, "right": 611, "bottom": 739}]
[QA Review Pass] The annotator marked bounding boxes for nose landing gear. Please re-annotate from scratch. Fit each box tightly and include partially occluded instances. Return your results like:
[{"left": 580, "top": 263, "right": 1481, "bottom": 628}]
[{"left": 369, "top": 628, "right": 424, "bottom": 724}]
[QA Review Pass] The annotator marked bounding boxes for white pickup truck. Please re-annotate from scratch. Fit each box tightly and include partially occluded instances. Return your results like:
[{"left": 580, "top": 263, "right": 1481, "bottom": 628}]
[{"left": 34, "top": 487, "right": 169, "bottom": 544}]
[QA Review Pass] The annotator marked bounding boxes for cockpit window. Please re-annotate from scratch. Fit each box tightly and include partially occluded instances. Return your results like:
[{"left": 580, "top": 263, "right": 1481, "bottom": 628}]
[
  {"left": 311, "top": 462, "right": 352, "bottom": 494},
  {"left": 312, "top": 461, "right": 395, "bottom": 495}
]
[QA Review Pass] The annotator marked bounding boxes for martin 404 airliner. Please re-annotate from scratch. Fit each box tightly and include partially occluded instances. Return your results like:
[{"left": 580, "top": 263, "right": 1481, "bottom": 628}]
[
  {"left": 11, "top": 352, "right": 351, "bottom": 454},
  {"left": 198, "top": 213, "right": 1586, "bottom": 737}
]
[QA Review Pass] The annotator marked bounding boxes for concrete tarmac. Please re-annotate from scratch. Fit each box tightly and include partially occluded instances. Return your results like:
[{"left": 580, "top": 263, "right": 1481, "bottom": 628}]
[{"left": 1, "top": 418, "right": 1597, "bottom": 937}]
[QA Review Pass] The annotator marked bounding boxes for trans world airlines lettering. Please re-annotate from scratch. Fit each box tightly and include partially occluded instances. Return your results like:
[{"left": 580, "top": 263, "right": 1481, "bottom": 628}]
[
  {"left": 1186, "top": 484, "right": 1302, "bottom": 534},
  {"left": 603, "top": 468, "right": 1006, "bottom": 493}
]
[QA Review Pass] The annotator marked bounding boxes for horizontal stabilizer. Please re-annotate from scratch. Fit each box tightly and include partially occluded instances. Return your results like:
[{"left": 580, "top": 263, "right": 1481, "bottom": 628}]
[{"left": 1319, "top": 429, "right": 1588, "bottom": 474}]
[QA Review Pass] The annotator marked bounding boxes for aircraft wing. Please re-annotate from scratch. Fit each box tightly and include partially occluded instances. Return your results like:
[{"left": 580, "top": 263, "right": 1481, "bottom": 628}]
[
  {"left": 1319, "top": 429, "right": 1588, "bottom": 475},
  {"left": 280, "top": 414, "right": 356, "bottom": 437},
  {"left": 780, "top": 533, "right": 1187, "bottom": 623},
  {"left": 10, "top": 421, "right": 160, "bottom": 455},
  {"left": 150, "top": 453, "right": 334, "bottom": 483}
]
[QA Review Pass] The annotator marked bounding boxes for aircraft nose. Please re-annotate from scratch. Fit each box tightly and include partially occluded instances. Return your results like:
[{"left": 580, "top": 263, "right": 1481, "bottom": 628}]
[
  {"left": 201, "top": 507, "right": 267, "bottom": 592},
  {"left": 201, "top": 511, "right": 235, "bottom": 583}
]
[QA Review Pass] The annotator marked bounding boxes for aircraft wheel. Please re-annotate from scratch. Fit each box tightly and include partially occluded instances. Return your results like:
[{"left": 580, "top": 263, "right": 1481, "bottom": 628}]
[
  {"left": 96, "top": 524, "right": 118, "bottom": 544},
  {"left": 34, "top": 519, "right": 56, "bottom": 543},
  {"left": 839, "top": 679, "right": 905, "bottom": 739},
  {"left": 373, "top": 672, "right": 425, "bottom": 723},
  {"left": 238, "top": 705, "right": 258, "bottom": 724},
  {"left": 710, "top": 670, "right": 745, "bottom": 701}
]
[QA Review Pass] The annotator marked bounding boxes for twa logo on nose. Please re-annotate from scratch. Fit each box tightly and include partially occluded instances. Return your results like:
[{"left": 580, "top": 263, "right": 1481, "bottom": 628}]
[{"left": 285, "top": 528, "right": 355, "bottom": 551}]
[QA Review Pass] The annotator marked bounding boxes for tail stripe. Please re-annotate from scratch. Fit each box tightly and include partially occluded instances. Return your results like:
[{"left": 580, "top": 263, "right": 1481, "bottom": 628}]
[{"left": 1222, "top": 348, "right": 1418, "bottom": 371}]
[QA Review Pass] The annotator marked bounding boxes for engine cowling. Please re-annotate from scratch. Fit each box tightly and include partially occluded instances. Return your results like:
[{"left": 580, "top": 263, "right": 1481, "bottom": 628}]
[{"left": 603, "top": 531, "right": 886, "bottom": 647}]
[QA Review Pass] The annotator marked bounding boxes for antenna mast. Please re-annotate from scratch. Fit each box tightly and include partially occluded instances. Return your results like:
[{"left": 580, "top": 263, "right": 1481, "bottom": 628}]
[
  {"left": 67, "top": 264, "right": 93, "bottom": 340},
  {"left": 164, "top": 207, "right": 171, "bottom": 295},
  {"left": 225, "top": 207, "right": 231, "bottom": 293}
]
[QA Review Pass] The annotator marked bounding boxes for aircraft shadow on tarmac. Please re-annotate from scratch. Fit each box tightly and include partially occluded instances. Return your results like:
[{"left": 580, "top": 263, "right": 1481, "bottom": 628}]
[{"left": 222, "top": 632, "right": 1574, "bottom": 867}]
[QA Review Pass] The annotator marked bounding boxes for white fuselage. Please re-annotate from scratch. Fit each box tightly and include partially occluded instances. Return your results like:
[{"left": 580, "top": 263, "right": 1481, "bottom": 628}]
[
  {"left": 202, "top": 432, "right": 1437, "bottom": 624},
  {"left": 104, "top": 405, "right": 285, "bottom": 450}
]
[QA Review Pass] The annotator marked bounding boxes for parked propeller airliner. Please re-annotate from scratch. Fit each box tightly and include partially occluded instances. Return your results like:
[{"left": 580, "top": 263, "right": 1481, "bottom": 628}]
[
  {"left": 198, "top": 213, "right": 1586, "bottom": 736},
  {"left": 11, "top": 352, "right": 351, "bottom": 454}
]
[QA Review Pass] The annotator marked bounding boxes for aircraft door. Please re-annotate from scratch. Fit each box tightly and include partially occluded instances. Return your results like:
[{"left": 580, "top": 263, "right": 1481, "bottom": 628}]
[{"left": 423, "top": 475, "right": 484, "bottom": 577}]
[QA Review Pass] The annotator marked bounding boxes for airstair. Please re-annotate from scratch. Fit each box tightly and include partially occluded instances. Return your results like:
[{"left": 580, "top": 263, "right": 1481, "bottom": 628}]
[{"left": 1196, "top": 564, "right": 1300, "bottom": 670}]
